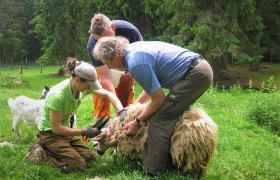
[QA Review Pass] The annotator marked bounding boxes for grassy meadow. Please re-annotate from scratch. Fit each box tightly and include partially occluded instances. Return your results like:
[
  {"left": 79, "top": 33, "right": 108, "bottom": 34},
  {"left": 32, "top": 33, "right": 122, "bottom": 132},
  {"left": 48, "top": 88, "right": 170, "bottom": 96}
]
[{"left": 0, "top": 65, "right": 280, "bottom": 180}]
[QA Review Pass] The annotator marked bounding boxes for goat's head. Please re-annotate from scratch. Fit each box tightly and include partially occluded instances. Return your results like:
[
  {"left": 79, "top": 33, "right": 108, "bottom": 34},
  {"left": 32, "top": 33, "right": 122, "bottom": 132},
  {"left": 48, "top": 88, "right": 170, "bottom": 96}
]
[
  {"left": 92, "top": 127, "right": 118, "bottom": 155},
  {"left": 40, "top": 86, "right": 50, "bottom": 99}
]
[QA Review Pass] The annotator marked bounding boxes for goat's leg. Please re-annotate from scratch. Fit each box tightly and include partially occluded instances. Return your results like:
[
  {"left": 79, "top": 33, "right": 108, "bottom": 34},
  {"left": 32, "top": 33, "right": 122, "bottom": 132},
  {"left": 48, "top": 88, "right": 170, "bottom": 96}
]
[{"left": 12, "top": 116, "right": 21, "bottom": 138}]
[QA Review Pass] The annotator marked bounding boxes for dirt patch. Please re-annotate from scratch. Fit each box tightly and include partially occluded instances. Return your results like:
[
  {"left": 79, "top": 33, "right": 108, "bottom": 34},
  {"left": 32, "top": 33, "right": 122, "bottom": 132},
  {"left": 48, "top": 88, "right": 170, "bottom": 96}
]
[{"left": 217, "top": 63, "right": 279, "bottom": 90}]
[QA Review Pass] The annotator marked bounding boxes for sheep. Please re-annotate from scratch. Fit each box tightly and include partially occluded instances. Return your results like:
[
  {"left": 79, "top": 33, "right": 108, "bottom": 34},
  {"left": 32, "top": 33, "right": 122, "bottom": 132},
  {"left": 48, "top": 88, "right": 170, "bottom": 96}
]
[{"left": 93, "top": 103, "right": 218, "bottom": 177}]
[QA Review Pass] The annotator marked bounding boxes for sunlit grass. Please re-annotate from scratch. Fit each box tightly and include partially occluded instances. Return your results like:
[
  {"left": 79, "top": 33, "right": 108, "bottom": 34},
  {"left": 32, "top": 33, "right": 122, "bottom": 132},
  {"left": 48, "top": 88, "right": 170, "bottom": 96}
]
[{"left": 0, "top": 65, "right": 280, "bottom": 179}]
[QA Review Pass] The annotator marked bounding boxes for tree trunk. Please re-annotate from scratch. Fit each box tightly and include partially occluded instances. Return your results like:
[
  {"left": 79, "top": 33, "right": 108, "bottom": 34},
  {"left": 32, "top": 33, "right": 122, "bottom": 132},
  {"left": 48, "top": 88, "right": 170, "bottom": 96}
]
[{"left": 270, "top": 48, "right": 273, "bottom": 62}]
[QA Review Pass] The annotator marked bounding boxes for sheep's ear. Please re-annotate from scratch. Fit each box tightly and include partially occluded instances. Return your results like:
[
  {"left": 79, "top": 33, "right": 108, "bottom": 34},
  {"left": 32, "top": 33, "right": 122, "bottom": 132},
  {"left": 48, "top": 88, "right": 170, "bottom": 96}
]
[
  {"left": 92, "top": 134, "right": 104, "bottom": 141},
  {"left": 110, "top": 139, "right": 118, "bottom": 146},
  {"left": 109, "top": 135, "right": 118, "bottom": 145}
]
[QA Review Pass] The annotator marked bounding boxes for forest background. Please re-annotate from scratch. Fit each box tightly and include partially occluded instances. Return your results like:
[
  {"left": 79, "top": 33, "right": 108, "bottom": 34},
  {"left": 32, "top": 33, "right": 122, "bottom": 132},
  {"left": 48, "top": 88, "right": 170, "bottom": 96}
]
[
  {"left": 1, "top": 1, "right": 280, "bottom": 179},
  {"left": 1, "top": 0, "right": 280, "bottom": 86}
]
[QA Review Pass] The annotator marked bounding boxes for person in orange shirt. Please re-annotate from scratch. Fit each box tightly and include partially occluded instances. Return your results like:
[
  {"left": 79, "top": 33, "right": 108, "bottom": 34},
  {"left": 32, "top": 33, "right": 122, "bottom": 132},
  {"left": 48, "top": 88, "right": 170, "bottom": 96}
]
[{"left": 86, "top": 13, "right": 143, "bottom": 121}]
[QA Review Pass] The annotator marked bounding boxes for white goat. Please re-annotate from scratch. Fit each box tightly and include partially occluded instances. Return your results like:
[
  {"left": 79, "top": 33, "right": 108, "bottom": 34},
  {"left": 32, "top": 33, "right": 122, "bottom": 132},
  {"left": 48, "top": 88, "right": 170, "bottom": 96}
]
[
  {"left": 7, "top": 88, "right": 48, "bottom": 138},
  {"left": 7, "top": 86, "right": 77, "bottom": 138}
]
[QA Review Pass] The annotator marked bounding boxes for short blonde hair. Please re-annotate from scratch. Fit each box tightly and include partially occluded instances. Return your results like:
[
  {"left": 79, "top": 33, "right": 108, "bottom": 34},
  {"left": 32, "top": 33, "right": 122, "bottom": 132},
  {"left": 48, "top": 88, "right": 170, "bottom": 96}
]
[
  {"left": 93, "top": 36, "right": 129, "bottom": 63},
  {"left": 88, "top": 13, "right": 112, "bottom": 35}
]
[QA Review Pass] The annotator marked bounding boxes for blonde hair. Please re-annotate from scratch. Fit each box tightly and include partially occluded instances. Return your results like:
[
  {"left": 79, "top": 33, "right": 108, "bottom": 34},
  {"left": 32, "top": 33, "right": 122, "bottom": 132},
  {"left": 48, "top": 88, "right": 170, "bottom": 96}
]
[
  {"left": 88, "top": 13, "right": 112, "bottom": 35},
  {"left": 93, "top": 36, "right": 129, "bottom": 64}
]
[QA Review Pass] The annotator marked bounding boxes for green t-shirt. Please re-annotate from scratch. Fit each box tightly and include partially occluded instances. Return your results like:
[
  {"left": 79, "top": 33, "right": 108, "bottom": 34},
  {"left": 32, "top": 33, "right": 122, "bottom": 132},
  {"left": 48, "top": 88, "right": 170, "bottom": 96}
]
[{"left": 38, "top": 79, "right": 92, "bottom": 131}]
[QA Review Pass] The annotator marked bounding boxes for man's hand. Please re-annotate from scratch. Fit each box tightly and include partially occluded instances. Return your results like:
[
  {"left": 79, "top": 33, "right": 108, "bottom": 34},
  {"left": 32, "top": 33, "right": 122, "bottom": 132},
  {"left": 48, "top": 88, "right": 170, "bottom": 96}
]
[
  {"left": 118, "top": 109, "right": 127, "bottom": 122},
  {"left": 123, "top": 119, "right": 140, "bottom": 135},
  {"left": 81, "top": 126, "right": 101, "bottom": 138}
]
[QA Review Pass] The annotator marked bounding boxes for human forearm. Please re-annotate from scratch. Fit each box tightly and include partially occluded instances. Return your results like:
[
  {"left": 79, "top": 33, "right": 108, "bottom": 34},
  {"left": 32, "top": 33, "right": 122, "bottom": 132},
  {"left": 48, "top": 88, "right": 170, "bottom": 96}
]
[
  {"left": 100, "top": 79, "right": 116, "bottom": 93},
  {"left": 94, "top": 89, "right": 123, "bottom": 114},
  {"left": 107, "top": 91, "right": 123, "bottom": 114},
  {"left": 137, "top": 89, "right": 165, "bottom": 121},
  {"left": 50, "top": 109, "right": 83, "bottom": 136},
  {"left": 52, "top": 125, "right": 82, "bottom": 136},
  {"left": 135, "top": 90, "right": 150, "bottom": 104},
  {"left": 95, "top": 65, "right": 116, "bottom": 94},
  {"left": 123, "top": 90, "right": 165, "bottom": 136}
]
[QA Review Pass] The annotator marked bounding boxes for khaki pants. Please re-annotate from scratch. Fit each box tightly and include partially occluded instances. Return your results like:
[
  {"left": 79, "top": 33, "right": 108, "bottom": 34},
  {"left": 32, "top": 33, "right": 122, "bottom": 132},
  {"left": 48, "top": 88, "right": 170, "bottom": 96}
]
[
  {"left": 38, "top": 131, "right": 96, "bottom": 172},
  {"left": 93, "top": 74, "right": 134, "bottom": 119},
  {"left": 143, "top": 60, "right": 213, "bottom": 175}
]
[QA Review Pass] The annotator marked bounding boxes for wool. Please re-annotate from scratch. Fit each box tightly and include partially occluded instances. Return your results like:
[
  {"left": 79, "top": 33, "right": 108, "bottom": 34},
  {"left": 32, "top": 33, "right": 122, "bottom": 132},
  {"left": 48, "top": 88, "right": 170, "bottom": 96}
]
[{"left": 95, "top": 103, "right": 218, "bottom": 177}]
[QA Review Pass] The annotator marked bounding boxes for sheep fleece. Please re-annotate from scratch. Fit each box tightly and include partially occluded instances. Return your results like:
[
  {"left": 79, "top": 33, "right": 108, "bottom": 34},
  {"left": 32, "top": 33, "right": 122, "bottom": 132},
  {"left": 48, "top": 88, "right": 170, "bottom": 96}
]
[{"left": 112, "top": 103, "right": 218, "bottom": 176}]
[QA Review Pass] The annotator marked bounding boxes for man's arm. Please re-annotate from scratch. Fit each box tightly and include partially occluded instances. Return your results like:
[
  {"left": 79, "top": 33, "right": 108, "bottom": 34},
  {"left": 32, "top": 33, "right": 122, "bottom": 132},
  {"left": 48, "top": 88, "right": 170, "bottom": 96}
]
[
  {"left": 137, "top": 88, "right": 165, "bottom": 122},
  {"left": 135, "top": 90, "right": 150, "bottom": 104},
  {"left": 123, "top": 88, "right": 165, "bottom": 135},
  {"left": 93, "top": 88, "right": 123, "bottom": 114},
  {"left": 95, "top": 65, "right": 116, "bottom": 94}
]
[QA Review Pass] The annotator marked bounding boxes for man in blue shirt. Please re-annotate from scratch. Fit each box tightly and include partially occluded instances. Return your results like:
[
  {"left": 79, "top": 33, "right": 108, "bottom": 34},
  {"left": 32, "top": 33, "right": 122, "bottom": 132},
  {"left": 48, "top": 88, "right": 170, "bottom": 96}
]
[
  {"left": 93, "top": 36, "right": 213, "bottom": 177},
  {"left": 87, "top": 13, "right": 143, "bottom": 121}
]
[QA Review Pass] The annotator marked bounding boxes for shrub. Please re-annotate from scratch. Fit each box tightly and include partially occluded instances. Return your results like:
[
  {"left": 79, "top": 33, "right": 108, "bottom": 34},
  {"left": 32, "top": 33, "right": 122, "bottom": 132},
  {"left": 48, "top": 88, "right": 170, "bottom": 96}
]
[
  {"left": 229, "top": 82, "right": 243, "bottom": 96},
  {"left": 260, "top": 76, "right": 278, "bottom": 93},
  {"left": 0, "top": 76, "right": 30, "bottom": 88},
  {"left": 247, "top": 92, "right": 280, "bottom": 136}
]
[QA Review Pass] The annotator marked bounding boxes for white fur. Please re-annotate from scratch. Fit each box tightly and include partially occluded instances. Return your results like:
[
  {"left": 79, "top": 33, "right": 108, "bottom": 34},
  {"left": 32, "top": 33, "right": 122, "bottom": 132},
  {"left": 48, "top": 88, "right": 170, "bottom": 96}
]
[
  {"left": 7, "top": 96, "right": 45, "bottom": 138},
  {"left": 7, "top": 95, "right": 77, "bottom": 138},
  {"left": 0, "top": 141, "right": 14, "bottom": 148}
]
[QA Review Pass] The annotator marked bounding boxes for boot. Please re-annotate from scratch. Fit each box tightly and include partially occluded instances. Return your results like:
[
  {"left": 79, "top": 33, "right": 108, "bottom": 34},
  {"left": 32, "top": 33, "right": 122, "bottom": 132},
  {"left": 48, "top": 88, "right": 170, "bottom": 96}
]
[{"left": 24, "top": 143, "right": 47, "bottom": 164}]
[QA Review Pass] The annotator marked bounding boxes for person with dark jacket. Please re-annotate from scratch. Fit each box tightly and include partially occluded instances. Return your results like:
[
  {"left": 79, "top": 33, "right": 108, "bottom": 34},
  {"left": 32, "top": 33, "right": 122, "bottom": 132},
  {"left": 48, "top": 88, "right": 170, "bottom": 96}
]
[{"left": 87, "top": 13, "right": 143, "bottom": 122}]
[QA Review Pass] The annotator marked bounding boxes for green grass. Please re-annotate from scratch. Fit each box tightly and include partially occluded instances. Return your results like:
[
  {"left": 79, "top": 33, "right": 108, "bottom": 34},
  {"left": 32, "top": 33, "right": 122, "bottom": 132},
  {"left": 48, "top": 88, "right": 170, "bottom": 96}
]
[{"left": 0, "top": 65, "right": 280, "bottom": 179}]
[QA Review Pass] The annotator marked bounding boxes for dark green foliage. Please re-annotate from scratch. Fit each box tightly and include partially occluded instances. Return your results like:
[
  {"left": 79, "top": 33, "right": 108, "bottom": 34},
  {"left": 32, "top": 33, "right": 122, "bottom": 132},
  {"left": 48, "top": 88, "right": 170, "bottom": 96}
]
[
  {"left": 32, "top": 0, "right": 92, "bottom": 65},
  {"left": 247, "top": 92, "right": 280, "bottom": 136},
  {"left": 1, "top": 0, "right": 280, "bottom": 71},
  {"left": 0, "top": 0, "right": 28, "bottom": 65},
  {"left": 258, "top": 0, "right": 280, "bottom": 62}
]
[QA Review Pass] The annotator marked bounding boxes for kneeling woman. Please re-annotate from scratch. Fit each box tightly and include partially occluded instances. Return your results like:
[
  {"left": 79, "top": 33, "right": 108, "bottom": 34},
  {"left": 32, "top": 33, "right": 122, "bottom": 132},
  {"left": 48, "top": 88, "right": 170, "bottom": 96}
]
[{"left": 33, "top": 57, "right": 123, "bottom": 172}]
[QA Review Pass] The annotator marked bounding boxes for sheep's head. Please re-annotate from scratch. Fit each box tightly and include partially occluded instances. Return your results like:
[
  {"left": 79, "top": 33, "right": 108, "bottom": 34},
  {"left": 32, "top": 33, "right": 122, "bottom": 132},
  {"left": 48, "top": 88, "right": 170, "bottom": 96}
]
[
  {"left": 92, "top": 127, "right": 118, "bottom": 155},
  {"left": 93, "top": 103, "right": 148, "bottom": 156}
]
